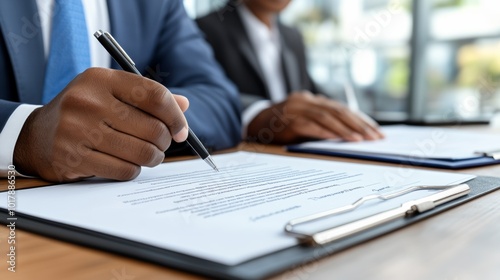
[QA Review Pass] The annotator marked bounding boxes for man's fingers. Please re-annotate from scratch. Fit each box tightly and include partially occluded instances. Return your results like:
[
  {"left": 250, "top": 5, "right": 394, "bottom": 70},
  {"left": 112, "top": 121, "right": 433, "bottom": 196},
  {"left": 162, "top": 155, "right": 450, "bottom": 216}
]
[
  {"left": 81, "top": 151, "right": 142, "bottom": 181},
  {"left": 301, "top": 108, "right": 364, "bottom": 141},
  {"left": 89, "top": 129, "right": 165, "bottom": 167},
  {"left": 314, "top": 98, "right": 383, "bottom": 140},
  {"left": 336, "top": 111, "right": 379, "bottom": 140},
  {"left": 291, "top": 120, "right": 339, "bottom": 140},
  {"left": 102, "top": 101, "right": 172, "bottom": 151},
  {"left": 107, "top": 70, "right": 188, "bottom": 143},
  {"left": 287, "top": 93, "right": 367, "bottom": 140},
  {"left": 357, "top": 111, "right": 385, "bottom": 138}
]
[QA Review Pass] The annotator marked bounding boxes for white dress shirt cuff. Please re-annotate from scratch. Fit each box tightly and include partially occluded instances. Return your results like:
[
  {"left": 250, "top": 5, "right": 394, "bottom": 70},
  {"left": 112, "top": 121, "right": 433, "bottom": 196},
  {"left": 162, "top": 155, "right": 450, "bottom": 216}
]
[
  {"left": 0, "top": 104, "right": 42, "bottom": 177},
  {"left": 242, "top": 100, "right": 272, "bottom": 138}
]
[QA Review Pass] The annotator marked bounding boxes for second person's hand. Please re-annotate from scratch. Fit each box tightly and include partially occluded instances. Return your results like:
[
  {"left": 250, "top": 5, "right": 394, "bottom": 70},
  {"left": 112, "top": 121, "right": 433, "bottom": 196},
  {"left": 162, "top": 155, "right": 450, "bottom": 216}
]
[{"left": 247, "top": 91, "right": 384, "bottom": 144}]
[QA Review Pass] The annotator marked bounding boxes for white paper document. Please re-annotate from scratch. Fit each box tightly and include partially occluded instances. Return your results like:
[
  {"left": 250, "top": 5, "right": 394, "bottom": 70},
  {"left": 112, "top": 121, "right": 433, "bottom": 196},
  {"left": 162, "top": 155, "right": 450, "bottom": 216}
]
[
  {"left": 0, "top": 152, "right": 474, "bottom": 265},
  {"left": 296, "top": 125, "right": 500, "bottom": 160}
]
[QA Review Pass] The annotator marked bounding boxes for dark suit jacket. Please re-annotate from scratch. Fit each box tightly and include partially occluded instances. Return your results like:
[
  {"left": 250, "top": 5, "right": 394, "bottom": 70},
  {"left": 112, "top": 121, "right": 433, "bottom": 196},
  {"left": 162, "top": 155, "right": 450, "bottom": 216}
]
[
  {"left": 0, "top": 0, "right": 241, "bottom": 152},
  {"left": 196, "top": 4, "right": 319, "bottom": 110}
]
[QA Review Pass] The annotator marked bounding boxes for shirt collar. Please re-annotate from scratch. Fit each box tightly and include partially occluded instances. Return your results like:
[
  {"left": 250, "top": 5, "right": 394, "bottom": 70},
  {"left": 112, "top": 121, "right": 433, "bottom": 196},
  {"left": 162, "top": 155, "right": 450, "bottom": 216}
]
[{"left": 238, "top": 4, "right": 280, "bottom": 45}]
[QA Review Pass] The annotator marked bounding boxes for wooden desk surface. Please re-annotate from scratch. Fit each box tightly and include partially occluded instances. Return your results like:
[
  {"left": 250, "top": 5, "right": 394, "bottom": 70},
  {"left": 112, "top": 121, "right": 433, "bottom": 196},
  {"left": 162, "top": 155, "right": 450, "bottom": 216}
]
[{"left": 2, "top": 128, "right": 500, "bottom": 280}]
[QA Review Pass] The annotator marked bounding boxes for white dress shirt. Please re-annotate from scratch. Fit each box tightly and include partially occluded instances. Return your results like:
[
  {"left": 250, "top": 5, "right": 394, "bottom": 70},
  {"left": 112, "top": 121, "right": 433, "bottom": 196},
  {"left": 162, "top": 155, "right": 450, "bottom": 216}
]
[
  {"left": 238, "top": 5, "right": 287, "bottom": 136},
  {"left": 0, "top": 0, "right": 110, "bottom": 177}
]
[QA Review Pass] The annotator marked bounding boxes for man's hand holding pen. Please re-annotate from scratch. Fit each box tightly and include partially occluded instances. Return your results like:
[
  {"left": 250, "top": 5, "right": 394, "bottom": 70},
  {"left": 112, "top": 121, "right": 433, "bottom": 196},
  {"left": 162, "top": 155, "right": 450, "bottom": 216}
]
[
  {"left": 14, "top": 68, "right": 190, "bottom": 182},
  {"left": 94, "top": 30, "right": 219, "bottom": 171}
]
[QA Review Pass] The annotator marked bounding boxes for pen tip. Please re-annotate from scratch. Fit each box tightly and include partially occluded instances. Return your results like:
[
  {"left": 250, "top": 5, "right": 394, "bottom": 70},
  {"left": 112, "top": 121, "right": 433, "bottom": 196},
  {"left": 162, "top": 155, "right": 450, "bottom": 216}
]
[{"left": 204, "top": 157, "right": 219, "bottom": 172}]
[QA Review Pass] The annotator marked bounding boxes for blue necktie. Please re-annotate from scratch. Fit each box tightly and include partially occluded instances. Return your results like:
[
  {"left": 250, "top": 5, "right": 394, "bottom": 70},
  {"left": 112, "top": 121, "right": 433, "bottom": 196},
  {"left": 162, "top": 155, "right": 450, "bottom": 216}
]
[{"left": 42, "top": 0, "right": 90, "bottom": 104}]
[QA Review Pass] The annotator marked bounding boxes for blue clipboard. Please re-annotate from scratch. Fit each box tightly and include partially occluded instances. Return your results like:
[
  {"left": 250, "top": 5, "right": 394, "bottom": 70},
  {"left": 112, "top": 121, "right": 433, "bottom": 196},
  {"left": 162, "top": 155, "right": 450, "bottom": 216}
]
[{"left": 287, "top": 144, "right": 500, "bottom": 169}]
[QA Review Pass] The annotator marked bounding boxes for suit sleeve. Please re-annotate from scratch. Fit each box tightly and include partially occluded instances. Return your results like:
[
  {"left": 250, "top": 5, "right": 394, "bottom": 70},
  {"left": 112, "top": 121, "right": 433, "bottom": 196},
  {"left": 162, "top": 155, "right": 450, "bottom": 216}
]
[
  {"left": 153, "top": 1, "right": 241, "bottom": 152},
  {"left": 0, "top": 100, "right": 21, "bottom": 131}
]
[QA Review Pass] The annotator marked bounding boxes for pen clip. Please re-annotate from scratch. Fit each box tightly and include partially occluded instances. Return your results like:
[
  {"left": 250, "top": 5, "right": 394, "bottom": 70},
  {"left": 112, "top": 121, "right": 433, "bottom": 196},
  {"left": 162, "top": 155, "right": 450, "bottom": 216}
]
[{"left": 96, "top": 29, "right": 135, "bottom": 66}]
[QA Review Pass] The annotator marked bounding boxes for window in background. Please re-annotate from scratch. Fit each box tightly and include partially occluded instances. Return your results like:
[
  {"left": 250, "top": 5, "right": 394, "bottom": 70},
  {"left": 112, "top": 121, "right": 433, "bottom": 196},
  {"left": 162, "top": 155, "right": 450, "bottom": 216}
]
[
  {"left": 183, "top": 0, "right": 220, "bottom": 19},
  {"left": 281, "top": 0, "right": 413, "bottom": 121},
  {"left": 422, "top": 0, "right": 500, "bottom": 122},
  {"left": 185, "top": 0, "right": 500, "bottom": 123}
]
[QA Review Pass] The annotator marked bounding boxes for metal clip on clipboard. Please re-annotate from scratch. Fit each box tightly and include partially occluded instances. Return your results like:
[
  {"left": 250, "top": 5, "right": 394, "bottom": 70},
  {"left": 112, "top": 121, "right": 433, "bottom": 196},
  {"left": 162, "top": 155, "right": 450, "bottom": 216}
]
[
  {"left": 475, "top": 150, "right": 500, "bottom": 160},
  {"left": 284, "top": 184, "right": 470, "bottom": 246}
]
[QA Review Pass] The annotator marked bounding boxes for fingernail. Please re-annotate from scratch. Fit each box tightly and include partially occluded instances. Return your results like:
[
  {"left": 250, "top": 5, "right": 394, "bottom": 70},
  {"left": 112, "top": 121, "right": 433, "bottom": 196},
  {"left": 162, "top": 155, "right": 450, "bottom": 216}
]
[{"left": 173, "top": 126, "right": 188, "bottom": 142}]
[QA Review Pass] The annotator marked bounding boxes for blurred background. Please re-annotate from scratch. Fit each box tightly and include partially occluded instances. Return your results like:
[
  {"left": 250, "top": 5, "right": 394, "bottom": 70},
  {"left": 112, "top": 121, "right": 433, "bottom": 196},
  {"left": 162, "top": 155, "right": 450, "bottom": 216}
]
[{"left": 184, "top": 0, "right": 500, "bottom": 124}]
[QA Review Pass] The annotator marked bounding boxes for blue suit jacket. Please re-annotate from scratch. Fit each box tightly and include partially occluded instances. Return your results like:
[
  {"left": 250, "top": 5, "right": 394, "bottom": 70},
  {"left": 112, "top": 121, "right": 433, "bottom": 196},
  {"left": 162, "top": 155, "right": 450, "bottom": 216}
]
[{"left": 0, "top": 0, "right": 241, "bottom": 152}]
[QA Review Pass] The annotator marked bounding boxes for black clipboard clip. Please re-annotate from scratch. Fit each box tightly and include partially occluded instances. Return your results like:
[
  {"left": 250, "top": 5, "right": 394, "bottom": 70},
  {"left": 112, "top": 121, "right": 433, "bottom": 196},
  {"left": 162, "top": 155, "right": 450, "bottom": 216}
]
[{"left": 284, "top": 183, "right": 470, "bottom": 246}]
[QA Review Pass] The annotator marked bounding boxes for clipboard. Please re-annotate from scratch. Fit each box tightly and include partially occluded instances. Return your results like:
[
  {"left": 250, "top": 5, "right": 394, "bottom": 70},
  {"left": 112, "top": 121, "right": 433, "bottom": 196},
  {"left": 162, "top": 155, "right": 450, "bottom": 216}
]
[
  {"left": 287, "top": 125, "right": 500, "bottom": 169},
  {"left": 1, "top": 175, "right": 500, "bottom": 280},
  {"left": 287, "top": 144, "right": 500, "bottom": 169}
]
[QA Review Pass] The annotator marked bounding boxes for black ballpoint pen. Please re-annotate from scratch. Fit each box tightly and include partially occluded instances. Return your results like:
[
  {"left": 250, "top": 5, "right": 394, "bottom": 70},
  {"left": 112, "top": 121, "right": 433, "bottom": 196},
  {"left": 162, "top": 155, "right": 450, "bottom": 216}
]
[{"left": 94, "top": 30, "right": 219, "bottom": 172}]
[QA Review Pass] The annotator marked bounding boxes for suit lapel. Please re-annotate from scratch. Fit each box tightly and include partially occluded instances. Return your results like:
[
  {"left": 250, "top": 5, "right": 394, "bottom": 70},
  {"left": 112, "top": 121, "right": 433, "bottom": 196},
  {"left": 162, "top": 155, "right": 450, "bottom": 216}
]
[
  {"left": 279, "top": 23, "right": 300, "bottom": 93},
  {"left": 238, "top": 36, "right": 265, "bottom": 84},
  {"left": 225, "top": 10, "right": 269, "bottom": 96},
  {"left": 0, "top": 0, "right": 45, "bottom": 104}
]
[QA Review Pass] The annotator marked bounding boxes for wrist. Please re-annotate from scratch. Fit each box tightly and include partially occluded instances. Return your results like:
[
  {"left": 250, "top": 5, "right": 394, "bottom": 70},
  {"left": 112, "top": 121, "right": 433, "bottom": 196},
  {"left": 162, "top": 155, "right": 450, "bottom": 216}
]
[{"left": 13, "top": 107, "right": 41, "bottom": 177}]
